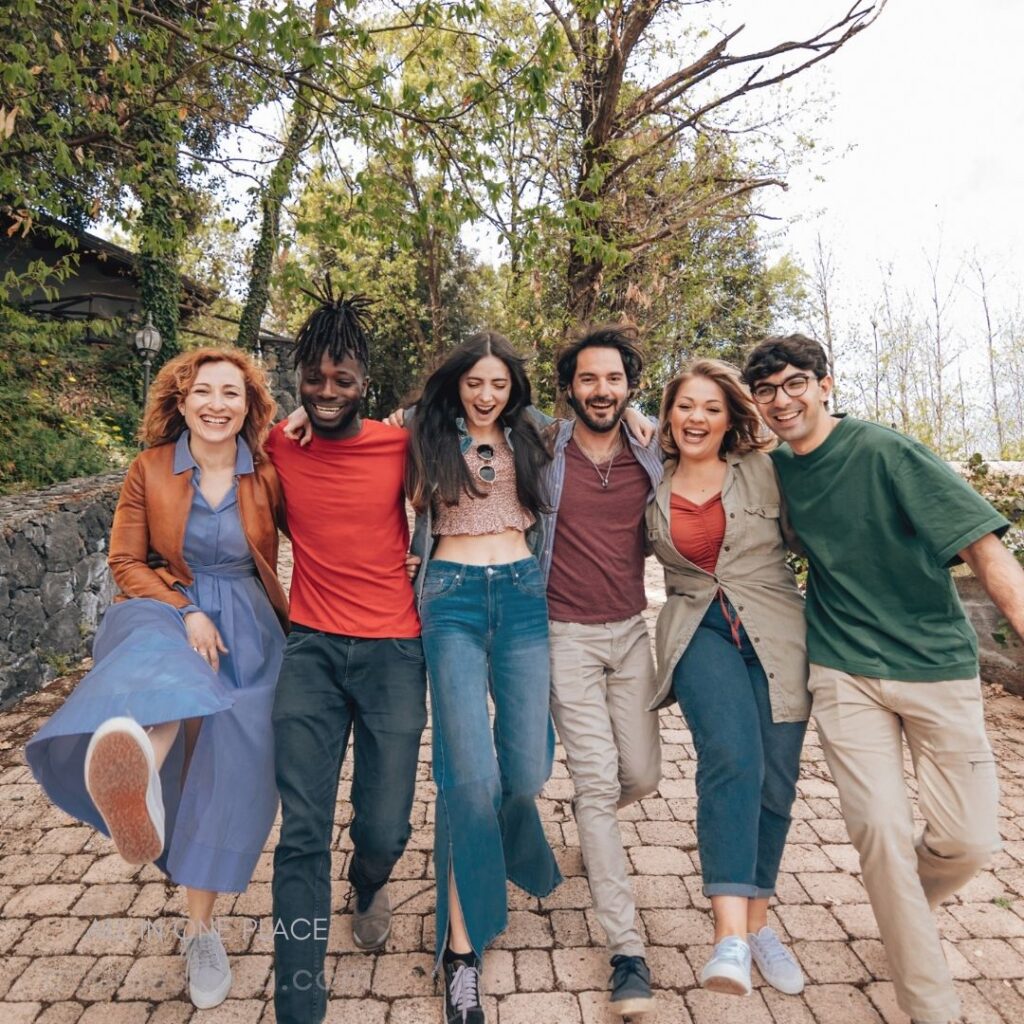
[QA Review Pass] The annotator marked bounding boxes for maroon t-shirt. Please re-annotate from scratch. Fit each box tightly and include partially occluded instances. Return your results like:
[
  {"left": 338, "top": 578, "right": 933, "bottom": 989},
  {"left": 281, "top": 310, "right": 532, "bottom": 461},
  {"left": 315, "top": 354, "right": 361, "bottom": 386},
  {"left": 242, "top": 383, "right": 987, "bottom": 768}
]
[{"left": 547, "top": 439, "right": 650, "bottom": 623}]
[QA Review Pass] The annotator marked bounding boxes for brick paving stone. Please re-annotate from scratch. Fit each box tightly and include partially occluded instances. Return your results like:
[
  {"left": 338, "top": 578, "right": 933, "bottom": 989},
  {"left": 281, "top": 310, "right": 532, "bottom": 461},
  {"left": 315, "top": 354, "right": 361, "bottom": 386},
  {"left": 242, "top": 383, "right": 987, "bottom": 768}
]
[
  {"left": 552, "top": 947, "right": 609, "bottom": 990},
  {"left": 2, "top": 883, "right": 84, "bottom": 916},
  {"left": 0, "top": 917, "right": 31, "bottom": 953},
  {"left": 0, "top": 854, "right": 63, "bottom": 884},
  {"left": 776, "top": 905, "right": 847, "bottom": 941},
  {"left": 497, "top": 991, "right": 582, "bottom": 1024},
  {"left": 369, "top": 952, "right": 435, "bottom": 997},
  {"left": 804, "top": 983, "right": 883, "bottom": 1022},
  {"left": 329, "top": 953, "right": 373, "bottom": 996},
  {"left": 0, "top": 955, "right": 31, "bottom": 998},
  {"left": 685, "top": 989, "right": 773, "bottom": 1024},
  {"left": 0, "top": 1004, "right": 43, "bottom": 1024},
  {"left": 832, "top": 903, "right": 881, "bottom": 939},
  {"left": 579, "top": 987, "right": 692, "bottom": 1023},
  {"left": 491, "top": 910, "right": 554, "bottom": 949},
  {"left": 852, "top": 938, "right": 891, "bottom": 980},
  {"left": 32, "top": 827, "right": 93, "bottom": 855},
  {"left": 863, "top": 981, "right": 911, "bottom": 1024},
  {"left": 632, "top": 874, "right": 690, "bottom": 908},
  {"left": 14, "top": 915, "right": 90, "bottom": 954},
  {"left": 514, "top": 949, "right": 554, "bottom": 991},
  {"left": 34, "top": 1002, "right": 84, "bottom": 1024},
  {"left": 759, "top": 989, "right": 817, "bottom": 1024},
  {"left": 77, "top": 1004, "right": 151, "bottom": 1024},
  {"left": 642, "top": 908, "right": 712, "bottom": 946},
  {"left": 792, "top": 941, "right": 872, "bottom": 984},
  {"left": 118, "top": 953, "right": 187, "bottom": 1001},
  {"left": 976, "top": 977, "right": 1024, "bottom": 1021},
  {"left": 629, "top": 846, "right": 691, "bottom": 875},
  {"left": 953, "top": 980, "right": 1005, "bottom": 1023},
  {"left": 949, "top": 902, "right": 1024, "bottom": 938},
  {"left": 8, "top": 955, "right": 95, "bottom": 1001},
  {"left": 797, "top": 871, "right": 869, "bottom": 905},
  {"left": 199, "top": 1001, "right": 275, "bottom": 1024},
  {"left": 75, "top": 954, "right": 134, "bottom": 1001},
  {"left": 959, "top": 937, "right": 1024, "bottom": 979},
  {"left": 147, "top": 1003, "right": 196, "bottom": 1024}
]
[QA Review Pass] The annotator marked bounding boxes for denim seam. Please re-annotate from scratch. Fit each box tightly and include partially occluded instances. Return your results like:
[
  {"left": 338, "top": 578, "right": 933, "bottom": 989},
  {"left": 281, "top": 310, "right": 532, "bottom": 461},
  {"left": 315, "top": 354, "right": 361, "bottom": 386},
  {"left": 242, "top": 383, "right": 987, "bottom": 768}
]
[{"left": 703, "top": 881, "right": 775, "bottom": 898}]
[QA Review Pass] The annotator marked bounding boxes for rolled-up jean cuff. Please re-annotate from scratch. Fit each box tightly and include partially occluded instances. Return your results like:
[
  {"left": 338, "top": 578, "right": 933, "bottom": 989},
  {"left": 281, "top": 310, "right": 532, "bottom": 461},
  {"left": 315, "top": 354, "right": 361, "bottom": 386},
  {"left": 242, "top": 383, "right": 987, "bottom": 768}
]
[{"left": 704, "top": 882, "right": 775, "bottom": 899}]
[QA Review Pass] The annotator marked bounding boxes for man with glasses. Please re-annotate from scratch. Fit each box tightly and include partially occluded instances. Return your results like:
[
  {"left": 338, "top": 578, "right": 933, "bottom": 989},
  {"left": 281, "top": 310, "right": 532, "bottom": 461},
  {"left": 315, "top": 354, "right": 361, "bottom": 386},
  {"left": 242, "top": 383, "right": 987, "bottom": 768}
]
[{"left": 743, "top": 333, "right": 1024, "bottom": 1024}]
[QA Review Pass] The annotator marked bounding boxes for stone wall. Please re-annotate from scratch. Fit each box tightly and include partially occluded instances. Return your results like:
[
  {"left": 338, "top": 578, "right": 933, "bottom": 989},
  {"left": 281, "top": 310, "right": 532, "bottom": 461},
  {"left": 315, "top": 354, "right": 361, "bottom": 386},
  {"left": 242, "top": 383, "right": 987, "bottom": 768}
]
[
  {"left": 0, "top": 473, "right": 124, "bottom": 707},
  {"left": 958, "top": 575, "right": 1024, "bottom": 697}
]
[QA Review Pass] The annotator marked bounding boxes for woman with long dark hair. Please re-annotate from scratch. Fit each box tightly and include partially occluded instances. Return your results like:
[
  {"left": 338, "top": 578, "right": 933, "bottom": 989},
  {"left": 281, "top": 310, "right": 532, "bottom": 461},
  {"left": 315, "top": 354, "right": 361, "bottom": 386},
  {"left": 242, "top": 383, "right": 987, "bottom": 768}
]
[{"left": 406, "top": 331, "right": 561, "bottom": 1024}]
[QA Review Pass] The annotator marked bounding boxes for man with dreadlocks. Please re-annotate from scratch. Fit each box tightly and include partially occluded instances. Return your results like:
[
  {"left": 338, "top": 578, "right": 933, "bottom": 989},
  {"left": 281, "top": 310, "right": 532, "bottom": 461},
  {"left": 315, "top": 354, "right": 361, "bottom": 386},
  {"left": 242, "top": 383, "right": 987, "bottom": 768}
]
[{"left": 265, "top": 286, "right": 427, "bottom": 1024}]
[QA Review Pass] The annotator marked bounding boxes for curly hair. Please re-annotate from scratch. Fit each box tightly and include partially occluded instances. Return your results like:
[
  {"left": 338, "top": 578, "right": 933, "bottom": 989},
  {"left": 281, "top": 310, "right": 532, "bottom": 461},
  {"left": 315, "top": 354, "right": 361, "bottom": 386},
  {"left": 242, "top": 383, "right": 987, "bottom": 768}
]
[
  {"left": 140, "top": 347, "right": 276, "bottom": 460},
  {"left": 556, "top": 322, "right": 644, "bottom": 392},
  {"left": 659, "top": 358, "right": 771, "bottom": 460}
]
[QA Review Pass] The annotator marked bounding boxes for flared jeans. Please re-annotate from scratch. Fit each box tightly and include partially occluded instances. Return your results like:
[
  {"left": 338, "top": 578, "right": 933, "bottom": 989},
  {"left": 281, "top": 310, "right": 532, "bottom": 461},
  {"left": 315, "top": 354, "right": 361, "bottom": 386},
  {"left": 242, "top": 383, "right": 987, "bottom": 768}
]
[{"left": 420, "top": 557, "right": 563, "bottom": 961}]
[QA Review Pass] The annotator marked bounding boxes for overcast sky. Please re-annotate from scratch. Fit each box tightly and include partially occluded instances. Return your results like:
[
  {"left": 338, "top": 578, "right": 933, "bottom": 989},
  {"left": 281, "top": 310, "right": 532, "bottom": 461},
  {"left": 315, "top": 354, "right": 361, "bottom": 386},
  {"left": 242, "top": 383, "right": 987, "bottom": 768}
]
[{"left": 723, "top": 0, "right": 1024, "bottom": 337}]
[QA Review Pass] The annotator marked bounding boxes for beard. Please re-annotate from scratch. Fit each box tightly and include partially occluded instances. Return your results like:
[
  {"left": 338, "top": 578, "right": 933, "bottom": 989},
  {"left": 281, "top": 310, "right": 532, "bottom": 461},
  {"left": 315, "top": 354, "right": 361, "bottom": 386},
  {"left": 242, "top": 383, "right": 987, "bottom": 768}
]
[
  {"left": 566, "top": 391, "right": 628, "bottom": 434},
  {"left": 300, "top": 396, "right": 360, "bottom": 438}
]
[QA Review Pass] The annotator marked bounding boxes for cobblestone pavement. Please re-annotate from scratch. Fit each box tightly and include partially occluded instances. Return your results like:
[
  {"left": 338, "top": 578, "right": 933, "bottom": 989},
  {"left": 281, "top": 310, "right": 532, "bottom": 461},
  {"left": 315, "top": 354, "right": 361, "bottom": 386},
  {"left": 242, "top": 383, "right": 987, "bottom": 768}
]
[{"left": 3, "top": 547, "right": 1024, "bottom": 1023}]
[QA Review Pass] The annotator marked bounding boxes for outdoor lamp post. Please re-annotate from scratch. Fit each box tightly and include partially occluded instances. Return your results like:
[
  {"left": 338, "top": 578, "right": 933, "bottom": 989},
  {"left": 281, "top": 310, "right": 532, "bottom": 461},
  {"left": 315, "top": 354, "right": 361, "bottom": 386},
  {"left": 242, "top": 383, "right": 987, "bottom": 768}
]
[{"left": 133, "top": 314, "right": 163, "bottom": 405}]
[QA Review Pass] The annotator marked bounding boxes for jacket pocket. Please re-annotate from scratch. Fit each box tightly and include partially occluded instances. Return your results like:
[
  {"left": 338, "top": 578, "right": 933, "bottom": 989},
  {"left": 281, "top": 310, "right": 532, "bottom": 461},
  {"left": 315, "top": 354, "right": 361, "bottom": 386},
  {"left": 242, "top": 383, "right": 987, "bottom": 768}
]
[{"left": 745, "top": 503, "right": 781, "bottom": 518}]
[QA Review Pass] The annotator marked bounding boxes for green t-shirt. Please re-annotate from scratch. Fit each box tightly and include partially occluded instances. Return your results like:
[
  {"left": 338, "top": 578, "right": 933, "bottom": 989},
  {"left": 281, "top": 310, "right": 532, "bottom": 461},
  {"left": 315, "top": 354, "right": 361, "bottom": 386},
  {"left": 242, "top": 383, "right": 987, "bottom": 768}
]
[{"left": 771, "top": 417, "right": 1008, "bottom": 681}]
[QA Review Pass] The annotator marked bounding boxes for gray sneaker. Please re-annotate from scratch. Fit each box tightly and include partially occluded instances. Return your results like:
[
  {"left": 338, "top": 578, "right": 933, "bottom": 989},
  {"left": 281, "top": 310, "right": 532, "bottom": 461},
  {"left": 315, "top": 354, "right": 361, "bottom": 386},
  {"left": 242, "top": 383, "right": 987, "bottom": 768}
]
[
  {"left": 748, "top": 925, "right": 804, "bottom": 994},
  {"left": 699, "top": 935, "right": 751, "bottom": 996},
  {"left": 352, "top": 885, "right": 392, "bottom": 950},
  {"left": 184, "top": 929, "right": 232, "bottom": 1009}
]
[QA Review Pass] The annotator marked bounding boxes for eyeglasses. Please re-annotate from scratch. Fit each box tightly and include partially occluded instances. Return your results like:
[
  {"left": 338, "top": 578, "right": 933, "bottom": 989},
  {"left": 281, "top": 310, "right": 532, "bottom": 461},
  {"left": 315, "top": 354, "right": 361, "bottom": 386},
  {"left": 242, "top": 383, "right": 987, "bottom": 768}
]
[
  {"left": 476, "top": 443, "right": 496, "bottom": 483},
  {"left": 750, "top": 374, "right": 815, "bottom": 405}
]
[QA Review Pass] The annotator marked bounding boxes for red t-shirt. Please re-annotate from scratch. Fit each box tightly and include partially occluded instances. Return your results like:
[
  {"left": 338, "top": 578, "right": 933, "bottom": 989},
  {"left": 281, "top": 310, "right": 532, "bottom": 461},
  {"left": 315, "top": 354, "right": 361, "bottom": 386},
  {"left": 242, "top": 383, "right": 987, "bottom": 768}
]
[
  {"left": 546, "top": 440, "right": 650, "bottom": 623},
  {"left": 265, "top": 419, "right": 420, "bottom": 638},
  {"left": 670, "top": 491, "right": 725, "bottom": 574}
]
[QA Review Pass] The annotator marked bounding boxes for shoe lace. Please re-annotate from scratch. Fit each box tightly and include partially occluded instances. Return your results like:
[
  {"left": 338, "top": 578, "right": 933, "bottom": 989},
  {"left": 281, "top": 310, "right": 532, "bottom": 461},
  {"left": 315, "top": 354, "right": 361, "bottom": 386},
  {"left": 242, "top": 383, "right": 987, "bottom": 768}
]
[
  {"left": 185, "top": 933, "right": 221, "bottom": 972},
  {"left": 609, "top": 954, "right": 648, "bottom": 986},
  {"left": 448, "top": 962, "right": 481, "bottom": 1016},
  {"left": 714, "top": 937, "right": 749, "bottom": 966},
  {"left": 755, "top": 931, "right": 793, "bottom": 967}
]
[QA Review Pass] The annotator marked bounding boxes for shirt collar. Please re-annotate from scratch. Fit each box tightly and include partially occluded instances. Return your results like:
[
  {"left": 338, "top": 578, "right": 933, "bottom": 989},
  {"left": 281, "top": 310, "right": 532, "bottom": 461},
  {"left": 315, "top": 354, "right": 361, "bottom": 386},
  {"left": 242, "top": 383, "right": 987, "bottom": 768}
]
[{"left": 173, "top": 429, "right": 254, "bottom": 476}]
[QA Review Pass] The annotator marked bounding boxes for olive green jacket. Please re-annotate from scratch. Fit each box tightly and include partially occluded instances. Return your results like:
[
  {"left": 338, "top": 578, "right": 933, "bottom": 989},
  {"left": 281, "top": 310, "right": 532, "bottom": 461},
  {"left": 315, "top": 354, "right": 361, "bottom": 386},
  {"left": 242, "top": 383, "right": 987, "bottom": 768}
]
[{"left": 645, "top": 449, "right": 810, "bottom": 723}]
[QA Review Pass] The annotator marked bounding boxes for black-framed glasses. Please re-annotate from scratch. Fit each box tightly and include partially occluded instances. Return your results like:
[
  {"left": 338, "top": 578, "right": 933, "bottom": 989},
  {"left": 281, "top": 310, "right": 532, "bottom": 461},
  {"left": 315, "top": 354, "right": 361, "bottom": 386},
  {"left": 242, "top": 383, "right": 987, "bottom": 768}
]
[
  {"left": 476, "top": 443, "right": 496, "bottom": 483},
  {"left": 751, "top": 374, "right": 815, "bottom": 405}
]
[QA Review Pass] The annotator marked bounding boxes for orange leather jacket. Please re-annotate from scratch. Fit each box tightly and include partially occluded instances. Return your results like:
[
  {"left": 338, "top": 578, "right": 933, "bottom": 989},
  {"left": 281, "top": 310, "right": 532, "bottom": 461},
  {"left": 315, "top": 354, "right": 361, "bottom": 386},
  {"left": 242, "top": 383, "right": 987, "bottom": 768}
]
[{"left": 107, "top": 441, "right": 290, "bottom": 631}]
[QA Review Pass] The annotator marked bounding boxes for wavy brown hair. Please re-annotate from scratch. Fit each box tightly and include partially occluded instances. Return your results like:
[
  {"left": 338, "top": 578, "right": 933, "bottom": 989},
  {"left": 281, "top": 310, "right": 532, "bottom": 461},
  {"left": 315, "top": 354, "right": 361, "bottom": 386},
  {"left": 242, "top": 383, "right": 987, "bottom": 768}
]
[
  {"left": 659, "top": 358, "right": 771, "bottom": 460},
  {"left": 140, "top": 347, "right": 276, "bottom": 460}
]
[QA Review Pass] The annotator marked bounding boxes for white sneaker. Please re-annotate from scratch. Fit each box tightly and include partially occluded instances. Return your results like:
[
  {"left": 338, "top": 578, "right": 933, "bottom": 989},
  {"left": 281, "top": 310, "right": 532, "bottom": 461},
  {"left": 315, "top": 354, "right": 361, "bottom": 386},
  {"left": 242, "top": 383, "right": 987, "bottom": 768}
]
[
  {"left": 84, "top": 716, "right": 165, "bottom": 865},
  {"left": 184, "top": 929, "right": 232, "bottom": 1009},
  {"left": 748, "top": 925, "right": 804, "bottom": 995},
  {"left": 699, "top": 935, "right": 752, "bottom": 996}
]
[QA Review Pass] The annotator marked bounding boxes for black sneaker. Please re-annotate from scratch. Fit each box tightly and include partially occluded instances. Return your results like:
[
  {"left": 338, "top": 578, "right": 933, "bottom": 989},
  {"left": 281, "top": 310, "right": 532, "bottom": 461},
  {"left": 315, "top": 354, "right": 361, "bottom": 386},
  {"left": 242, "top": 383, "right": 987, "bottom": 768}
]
[
  {"left": 609, "top": 954, "right": 655, "bottom": 1017},
  {"left": 443, "top": 955, "right": 485, "bottom": 1023}
]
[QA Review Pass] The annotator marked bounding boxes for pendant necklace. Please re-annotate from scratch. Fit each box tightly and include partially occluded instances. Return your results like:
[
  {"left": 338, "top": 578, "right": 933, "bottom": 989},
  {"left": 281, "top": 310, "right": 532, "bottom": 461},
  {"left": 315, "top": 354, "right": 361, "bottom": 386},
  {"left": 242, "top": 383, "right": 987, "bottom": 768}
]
[{"left": 576, "top": 436, "right": 621, "bottom": 489}]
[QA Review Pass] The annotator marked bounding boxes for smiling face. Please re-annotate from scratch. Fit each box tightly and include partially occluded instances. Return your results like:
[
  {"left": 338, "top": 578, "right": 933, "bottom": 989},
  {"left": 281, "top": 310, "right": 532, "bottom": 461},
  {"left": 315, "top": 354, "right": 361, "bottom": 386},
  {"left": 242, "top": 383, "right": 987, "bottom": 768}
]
[
  {"left": 753, "top": 364, "right": 834, "bottom": 454},
  {"left": 567, "top": 345, "right": 630, "bottom": 435},
  {"left": 298, "top": 352, "right": 368, "bottom": 439},
  {"left": 178, "top": 360, "right": 248, "bottom": 447},
  {"left": 669, "top": 374, "right": 731, "bottom": 463},
  {"left": 458, "top": 354, "right": 511, "bottom": 432}
]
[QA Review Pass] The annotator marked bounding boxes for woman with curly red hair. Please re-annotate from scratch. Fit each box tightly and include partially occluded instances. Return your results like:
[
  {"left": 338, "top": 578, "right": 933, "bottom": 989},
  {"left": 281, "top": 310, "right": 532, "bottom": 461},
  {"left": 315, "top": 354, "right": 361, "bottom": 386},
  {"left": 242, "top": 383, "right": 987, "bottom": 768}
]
[{"left": 27, "top": 347, "right": 288, "bottom": 1010}]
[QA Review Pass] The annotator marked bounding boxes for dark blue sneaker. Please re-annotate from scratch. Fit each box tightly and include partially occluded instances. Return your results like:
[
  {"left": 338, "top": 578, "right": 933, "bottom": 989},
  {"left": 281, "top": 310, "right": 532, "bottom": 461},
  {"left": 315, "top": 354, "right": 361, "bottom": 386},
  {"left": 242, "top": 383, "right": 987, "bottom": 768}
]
[{"left": 609, "top": 954, "right": 655, "bottom": 1017}]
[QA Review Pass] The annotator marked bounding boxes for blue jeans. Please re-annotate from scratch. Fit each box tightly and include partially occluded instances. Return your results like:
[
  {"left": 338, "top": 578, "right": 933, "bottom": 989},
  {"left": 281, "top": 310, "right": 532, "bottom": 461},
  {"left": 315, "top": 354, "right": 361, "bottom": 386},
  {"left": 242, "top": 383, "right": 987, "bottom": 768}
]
[
  {"left": 672, "top": 600, "right": 807, "bottom": 898},
  {"left": 271, "top": 628, "right": 427, "bottom": 1024},
  {"left": 421, "top": 558, "right": 562, "bottom": 961}
]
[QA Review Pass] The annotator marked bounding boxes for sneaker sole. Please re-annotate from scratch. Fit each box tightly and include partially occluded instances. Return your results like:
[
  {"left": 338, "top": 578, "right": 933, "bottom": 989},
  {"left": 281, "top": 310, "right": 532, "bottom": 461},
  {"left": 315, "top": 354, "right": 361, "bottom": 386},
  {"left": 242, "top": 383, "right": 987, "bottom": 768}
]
[
  {"left": 190, "top": 969, "right": 232, "bottom": 1009},
  {"left": 352, "top": 919, "right": 392, "bottom": 951},
  {"left": 610, "top": 993, "right": 656, "bottom": 1015},
  {"left": 86, "top": 731, "right": 163, "bottom": 864},
  {"left": 701, "top": 974, "right": 751, "bottom": 996}
]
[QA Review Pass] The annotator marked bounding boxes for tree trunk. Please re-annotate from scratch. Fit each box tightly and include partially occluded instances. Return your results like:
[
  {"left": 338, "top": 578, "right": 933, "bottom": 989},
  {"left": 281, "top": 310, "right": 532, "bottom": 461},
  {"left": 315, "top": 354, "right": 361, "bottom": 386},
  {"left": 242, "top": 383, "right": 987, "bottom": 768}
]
[{"left": 237, "top": 0, "right": 331, "bottom": 350}]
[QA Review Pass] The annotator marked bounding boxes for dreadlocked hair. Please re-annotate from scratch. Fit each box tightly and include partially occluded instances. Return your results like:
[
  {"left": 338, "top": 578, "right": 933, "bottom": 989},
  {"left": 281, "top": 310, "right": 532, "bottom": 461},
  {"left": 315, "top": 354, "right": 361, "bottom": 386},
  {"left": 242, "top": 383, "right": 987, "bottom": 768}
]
[{"left": 292, "top": 276, "right": 373, "bottom": 371}]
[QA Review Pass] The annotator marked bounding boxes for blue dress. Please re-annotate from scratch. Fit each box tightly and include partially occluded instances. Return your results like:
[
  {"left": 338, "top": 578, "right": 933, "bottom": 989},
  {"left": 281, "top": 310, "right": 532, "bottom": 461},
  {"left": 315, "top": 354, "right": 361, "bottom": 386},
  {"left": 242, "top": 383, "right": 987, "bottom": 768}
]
[{"left": 26, "top": 433, "right": 285, "bottom": 893}]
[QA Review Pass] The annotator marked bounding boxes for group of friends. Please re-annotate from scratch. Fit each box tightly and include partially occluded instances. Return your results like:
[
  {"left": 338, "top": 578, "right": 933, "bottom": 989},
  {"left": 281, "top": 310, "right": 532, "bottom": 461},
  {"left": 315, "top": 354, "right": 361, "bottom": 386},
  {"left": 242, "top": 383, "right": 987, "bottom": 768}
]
[{"left": 24, "top": 296, "right": 1024, "bottom": 1024}]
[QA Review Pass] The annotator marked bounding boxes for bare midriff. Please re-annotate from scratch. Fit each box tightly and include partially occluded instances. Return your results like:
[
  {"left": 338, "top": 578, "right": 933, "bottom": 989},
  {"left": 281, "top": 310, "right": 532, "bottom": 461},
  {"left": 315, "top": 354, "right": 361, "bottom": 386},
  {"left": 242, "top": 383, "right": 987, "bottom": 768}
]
[{"left": 433, "top": 528, "right": 532, "bottom": 565}]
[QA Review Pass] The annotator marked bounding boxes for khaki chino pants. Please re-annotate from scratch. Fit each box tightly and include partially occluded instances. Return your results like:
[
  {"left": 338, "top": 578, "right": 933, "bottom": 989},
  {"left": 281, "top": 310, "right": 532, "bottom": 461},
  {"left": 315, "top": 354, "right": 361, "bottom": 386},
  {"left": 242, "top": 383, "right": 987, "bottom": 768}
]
[
  {"left": 549, "top": 615, "right": 662, "bottom": 957},
  {"left": 808, "top": 665, "right": 1001, "bottom": 1022}
]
